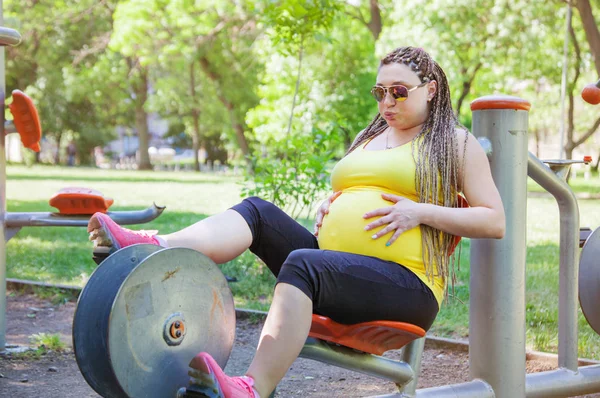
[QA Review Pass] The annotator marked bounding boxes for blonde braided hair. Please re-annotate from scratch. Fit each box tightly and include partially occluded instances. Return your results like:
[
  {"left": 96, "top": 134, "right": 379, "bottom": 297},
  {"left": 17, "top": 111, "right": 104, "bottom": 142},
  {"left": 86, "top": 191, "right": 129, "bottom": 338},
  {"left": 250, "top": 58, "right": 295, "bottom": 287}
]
[{"left": 346, "top": 46, "right": 467, "bottom": 288}]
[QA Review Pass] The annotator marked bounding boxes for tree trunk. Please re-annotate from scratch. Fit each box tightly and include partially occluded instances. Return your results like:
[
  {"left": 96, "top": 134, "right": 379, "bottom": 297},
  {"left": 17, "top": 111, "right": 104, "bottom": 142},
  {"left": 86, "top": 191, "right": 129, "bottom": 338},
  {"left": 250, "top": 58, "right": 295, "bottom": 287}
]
[
  {"left": 339, "top": 126, "right": 352, "bottom": 149},
  {"left": 199, "top": 56, "right": 250, "bottom": 157},
  {"left": 134, "top": 69, "right": 152, "bottom": 170},
  {"left": 455, "top": 62, "right": 482, "bottom": 119},
  {"left": 190, "top": 62, "right": 201, "bottom": 172},
  {"left": 367, "top": 0, "right": 382, "bottom": 41},
  {"left": 55, "top": 131, "right": 63, "bottom": 164},
  {"left": 575, "top": 0, "right": 600, "bottom": 76},
  {"left": 191, "top": 112, "right": 201, "bottom": 172}
]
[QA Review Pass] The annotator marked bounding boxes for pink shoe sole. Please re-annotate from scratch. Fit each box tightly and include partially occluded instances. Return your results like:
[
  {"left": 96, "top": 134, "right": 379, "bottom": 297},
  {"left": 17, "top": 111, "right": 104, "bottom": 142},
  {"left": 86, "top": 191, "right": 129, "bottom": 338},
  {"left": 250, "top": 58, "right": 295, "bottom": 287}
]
[
  {"left": 87, "top": 212, "right": 159, "bottom": 264},
  {"left": 184, "top": 355, "right": 224, "bottom": 397}
]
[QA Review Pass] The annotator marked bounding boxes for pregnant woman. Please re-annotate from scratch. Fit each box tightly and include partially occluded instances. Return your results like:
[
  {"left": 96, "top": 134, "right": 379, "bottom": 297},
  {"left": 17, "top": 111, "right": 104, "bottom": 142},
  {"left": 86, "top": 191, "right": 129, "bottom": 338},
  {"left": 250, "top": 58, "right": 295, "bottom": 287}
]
[{"left": 86, "top": 46, "right": 505, "bottom": 398}]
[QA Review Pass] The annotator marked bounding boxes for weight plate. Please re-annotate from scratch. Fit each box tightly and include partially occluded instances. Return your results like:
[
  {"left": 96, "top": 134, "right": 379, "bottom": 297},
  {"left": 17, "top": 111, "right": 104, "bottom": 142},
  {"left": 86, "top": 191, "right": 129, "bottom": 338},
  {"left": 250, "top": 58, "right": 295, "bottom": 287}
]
[
  {"left": 73, "top": 245, "right": 236, "bottom": 398},
  {"left": 579, "top": 227, "right": 600, "bottom": 335}
]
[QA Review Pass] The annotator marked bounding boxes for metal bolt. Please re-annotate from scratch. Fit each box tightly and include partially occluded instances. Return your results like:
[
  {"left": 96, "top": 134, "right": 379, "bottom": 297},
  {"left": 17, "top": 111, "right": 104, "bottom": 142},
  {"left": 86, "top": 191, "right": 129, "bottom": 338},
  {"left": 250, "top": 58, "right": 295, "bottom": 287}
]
[
  {"left": 175, "top": 321, "right": 181, "bottom": 329},
  {"left": 176, "top": 330, "right": 182, "bottom": 338}
]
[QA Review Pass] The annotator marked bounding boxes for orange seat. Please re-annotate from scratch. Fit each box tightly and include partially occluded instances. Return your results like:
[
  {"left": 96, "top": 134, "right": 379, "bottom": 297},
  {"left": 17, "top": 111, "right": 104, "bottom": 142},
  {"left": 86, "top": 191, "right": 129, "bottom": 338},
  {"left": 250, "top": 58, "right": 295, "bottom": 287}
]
[
  {"left": 49, "top": 187, "right": 114, "bottom": 215},
  {"left": 9, "top": 90, "right": 42, "bottom": 152},
  {"left": 308, "top": 314, "right": 425, "bottom": 355}
]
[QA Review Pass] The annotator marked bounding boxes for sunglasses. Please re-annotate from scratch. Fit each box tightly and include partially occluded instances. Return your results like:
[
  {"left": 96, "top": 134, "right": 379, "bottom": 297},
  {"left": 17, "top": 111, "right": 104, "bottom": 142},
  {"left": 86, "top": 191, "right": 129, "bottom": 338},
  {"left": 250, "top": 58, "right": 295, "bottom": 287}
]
[{"left": 370, "top": 81, "right": 429, "bottom": 102}]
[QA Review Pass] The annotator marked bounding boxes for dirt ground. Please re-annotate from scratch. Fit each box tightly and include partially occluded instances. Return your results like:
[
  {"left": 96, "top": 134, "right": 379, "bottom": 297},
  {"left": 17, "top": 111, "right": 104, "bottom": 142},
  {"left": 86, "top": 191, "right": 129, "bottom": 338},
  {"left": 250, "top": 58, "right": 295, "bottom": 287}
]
[{"left": 1, "top": 291, "right": 599, "bottom": 398}]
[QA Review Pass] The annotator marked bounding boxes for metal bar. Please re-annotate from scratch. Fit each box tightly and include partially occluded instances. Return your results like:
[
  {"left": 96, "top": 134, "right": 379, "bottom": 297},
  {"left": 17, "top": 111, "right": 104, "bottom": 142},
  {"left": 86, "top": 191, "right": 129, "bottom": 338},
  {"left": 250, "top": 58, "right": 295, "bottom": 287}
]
[
  {"left": 470, "top": 106, "right": 529, "bottom": 397},
  {"left": 399, "top": 338, "right": 425, "bottom": 396},
  {"left": 4, "top": 204, "right": 165, "bottom": 228},
  {"left": 526, "top": 365, "right": 600, "bottom": 397},
  {"left": 299, "top": 338, "right": 414, "bottom": 385},
  {"left": 368, "top": 380, "right": 495, "bottom": 398},
  {"left": 527, "top": 153, "right": 580, "bottom": 371},
  {"left": 0, "top": 1, "right": 7, "bottom": 351},
  {"left": 0, "top": 27, "right": 20, "bottom": 46},
  {"left": 4, "top": 120, "right": 14, "bottom": 134}
]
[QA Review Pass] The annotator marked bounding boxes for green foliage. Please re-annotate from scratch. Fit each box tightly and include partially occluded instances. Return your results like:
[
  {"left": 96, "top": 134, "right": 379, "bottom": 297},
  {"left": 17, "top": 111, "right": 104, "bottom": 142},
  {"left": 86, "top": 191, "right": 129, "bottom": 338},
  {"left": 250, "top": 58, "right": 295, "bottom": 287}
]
[
  {"left": 29, "top": 333, "right": 67, "bottom": 353},
  {"left": 5, "top": 0, "right": 117, "bottom": 163},
  {"left": 242, "top": 126, "right": 340, "bottom": 219},
  {"left": 262, "top": 0, "right": 340, "bottom": 51}
]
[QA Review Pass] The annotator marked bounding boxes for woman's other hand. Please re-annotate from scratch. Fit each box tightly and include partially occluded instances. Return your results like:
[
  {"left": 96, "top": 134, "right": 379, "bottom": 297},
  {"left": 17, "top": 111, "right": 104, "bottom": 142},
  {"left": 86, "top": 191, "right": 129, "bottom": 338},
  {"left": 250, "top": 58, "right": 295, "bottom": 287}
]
[
  {"left": 314, "top": 191, "right": 342, "bottom": 236},
  {"left": 363, "top": 193, "right": 422, "bottom": 246}
]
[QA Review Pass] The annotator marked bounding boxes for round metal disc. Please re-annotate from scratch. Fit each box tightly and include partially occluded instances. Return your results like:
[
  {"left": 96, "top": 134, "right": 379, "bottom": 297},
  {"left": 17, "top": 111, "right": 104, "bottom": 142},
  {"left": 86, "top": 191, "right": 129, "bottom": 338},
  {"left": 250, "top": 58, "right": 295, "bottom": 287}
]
[
  {"left": 73, "top": 245, "right": 236, "bottom": 398},
  {"left": 579, "top": 227, "right": 600, "bottom": 335}
]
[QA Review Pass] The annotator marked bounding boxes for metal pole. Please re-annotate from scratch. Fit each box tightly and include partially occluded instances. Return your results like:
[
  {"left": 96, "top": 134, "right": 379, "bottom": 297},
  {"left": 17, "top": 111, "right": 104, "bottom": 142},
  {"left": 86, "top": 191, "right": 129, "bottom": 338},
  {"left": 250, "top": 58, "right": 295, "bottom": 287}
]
[
  {"left": 0, "top": 0, "right": 7, "bottom": 351},
  {"left": 299, "top": 338, "right": 414, "bottom": 385},
  {"left": 469, "top": 96, "right": 531, "bottom": 398},
  {"left": 369, "top": 380, "right": 495, "bottom": 398},
  {"left": 527, "top": 154, "right": 580, "bottom": 371},
  {"left": 558, "top": 2, "right": 572, "bottom": 159},
  {"left": 526, "top": 366, "right": 600, "bottom": 397},
  {"left": 399, "top": 338, "right": 425, "bottom": 397}
]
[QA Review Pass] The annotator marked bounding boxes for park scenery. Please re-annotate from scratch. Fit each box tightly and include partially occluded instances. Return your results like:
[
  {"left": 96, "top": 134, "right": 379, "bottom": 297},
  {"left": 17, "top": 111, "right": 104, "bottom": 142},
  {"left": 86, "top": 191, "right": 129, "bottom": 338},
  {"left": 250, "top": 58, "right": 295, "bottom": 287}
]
[{"left": 3, "top": 0, "right": 600, "bottom": 398}]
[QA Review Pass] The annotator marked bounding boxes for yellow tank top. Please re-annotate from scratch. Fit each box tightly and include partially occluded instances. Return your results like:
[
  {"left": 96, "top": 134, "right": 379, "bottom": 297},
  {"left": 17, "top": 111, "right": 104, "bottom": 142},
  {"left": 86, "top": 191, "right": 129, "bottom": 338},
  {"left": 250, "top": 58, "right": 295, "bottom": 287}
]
[{"left": 317, "top": 139, "right": 445, "bottom": 307}]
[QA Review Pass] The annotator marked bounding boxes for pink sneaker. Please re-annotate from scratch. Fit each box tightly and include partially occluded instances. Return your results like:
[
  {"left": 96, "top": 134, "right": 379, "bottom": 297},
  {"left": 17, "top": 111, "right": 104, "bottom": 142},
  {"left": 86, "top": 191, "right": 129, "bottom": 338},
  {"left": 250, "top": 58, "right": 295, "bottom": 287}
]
[
  {"left": 87, "top": 212, "right": 160, "bottom": 258},
  {"left": 183, "top": 352, "right": 258, "bottom": 398}
]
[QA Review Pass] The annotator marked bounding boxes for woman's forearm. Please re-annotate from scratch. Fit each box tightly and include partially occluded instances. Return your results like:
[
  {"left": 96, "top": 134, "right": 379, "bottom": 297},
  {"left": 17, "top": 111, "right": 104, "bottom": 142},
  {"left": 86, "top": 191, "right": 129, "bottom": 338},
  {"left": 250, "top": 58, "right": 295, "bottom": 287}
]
[{"left": 418, "top": 203, "right": 505, "bottom": 239}]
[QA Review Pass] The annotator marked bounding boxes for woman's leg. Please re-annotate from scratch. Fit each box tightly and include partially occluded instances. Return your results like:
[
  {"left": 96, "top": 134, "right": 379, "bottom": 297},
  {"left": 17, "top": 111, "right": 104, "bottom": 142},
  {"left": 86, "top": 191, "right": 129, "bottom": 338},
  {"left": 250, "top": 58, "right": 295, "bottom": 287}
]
[
  {"left": 244, "top": 249, "right": 439, "bottom": 397},
  {"left": 246, "top": 283, "right": 312, "bottom": 397},
  {"left": 164, "top": 197, "right": 318, "bottom": 269},
  {"left": 89, "top": 197, "right": 318, "bottom": 270},
  {"left": 160, "top": 210, "right": 253, "bottom": 264}
]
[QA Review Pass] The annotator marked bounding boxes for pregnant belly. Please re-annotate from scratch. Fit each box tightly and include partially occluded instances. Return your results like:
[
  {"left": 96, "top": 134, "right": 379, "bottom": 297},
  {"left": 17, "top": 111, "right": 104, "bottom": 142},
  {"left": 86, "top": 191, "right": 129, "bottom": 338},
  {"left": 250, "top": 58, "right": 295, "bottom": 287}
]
[{"left": 317, "top": 188, "right": 422, "bottom": 265}]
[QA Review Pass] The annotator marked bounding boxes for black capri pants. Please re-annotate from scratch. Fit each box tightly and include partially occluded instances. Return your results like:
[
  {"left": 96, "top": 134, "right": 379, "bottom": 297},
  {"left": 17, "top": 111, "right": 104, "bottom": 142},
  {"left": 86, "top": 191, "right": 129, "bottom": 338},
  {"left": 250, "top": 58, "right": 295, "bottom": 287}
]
[{"left": 231, "top": 197, "right": 439, "bottom": 331}]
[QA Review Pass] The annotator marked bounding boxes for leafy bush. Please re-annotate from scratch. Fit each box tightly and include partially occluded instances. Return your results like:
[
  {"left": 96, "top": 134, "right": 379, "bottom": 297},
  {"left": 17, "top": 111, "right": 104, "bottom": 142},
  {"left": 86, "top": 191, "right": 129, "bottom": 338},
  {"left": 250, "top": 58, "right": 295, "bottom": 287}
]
[{"left": 242, "top": 127, "right": 339, "bottom": 219}]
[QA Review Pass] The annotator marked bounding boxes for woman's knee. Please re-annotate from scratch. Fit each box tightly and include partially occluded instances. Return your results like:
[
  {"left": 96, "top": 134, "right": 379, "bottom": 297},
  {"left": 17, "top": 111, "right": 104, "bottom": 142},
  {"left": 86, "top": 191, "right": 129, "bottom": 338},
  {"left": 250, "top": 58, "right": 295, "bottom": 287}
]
[
  {"left": 283, "top": 249, "right": 324, "bottom": 270},
  {"left": 242, "top": 196, "right": 278, "bottom": 213},
  {"left": 277, "top": 249, "right": 323, "bottom": 301}
]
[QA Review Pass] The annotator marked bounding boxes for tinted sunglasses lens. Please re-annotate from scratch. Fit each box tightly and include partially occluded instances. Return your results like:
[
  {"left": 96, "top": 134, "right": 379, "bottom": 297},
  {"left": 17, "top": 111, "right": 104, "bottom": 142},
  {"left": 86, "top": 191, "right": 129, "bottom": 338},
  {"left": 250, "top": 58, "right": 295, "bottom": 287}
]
[
  {"left": 371, "top": 87, "right": 385, "bottom": 102},
  {"left": 390, "top": 85, "right": 409, "bottom": 101}
]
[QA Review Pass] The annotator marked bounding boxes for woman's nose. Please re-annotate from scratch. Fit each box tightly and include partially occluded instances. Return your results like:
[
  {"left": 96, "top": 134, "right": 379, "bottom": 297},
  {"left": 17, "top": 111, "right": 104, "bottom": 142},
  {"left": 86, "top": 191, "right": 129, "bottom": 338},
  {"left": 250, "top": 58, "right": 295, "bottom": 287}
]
[{"left": 383, "top": 93, "right": 396, "bottom": 107}]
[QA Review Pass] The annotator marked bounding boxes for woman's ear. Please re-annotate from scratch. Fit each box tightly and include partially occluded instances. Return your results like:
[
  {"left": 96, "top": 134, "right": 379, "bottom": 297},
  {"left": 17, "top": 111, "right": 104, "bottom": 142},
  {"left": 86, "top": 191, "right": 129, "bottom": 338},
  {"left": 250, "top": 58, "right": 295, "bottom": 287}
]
[{"left": 427, "top": 80, "right": 437, "bottom": 102}]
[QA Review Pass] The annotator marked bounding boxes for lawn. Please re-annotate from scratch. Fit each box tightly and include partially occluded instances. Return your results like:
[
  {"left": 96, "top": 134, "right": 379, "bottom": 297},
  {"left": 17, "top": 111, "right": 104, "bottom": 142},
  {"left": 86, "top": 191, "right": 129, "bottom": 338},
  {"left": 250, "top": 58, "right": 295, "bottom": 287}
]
[{"left": 5, "top": 164, "right": 600, "bottom": 358}]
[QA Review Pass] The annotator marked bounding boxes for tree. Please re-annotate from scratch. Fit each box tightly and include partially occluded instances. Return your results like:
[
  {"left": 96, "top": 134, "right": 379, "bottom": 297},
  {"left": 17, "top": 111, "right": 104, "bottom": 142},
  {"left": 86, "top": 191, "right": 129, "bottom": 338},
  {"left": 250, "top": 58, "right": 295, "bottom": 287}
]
[
  {"left": 575, "top": 0, "right": 600, "bottom": 76},
  {"left": 573, "top": 0, "right": 600, "bottom": 166},
  {"left": 5, "top": 0, "right": 118, "bottom": 164}
]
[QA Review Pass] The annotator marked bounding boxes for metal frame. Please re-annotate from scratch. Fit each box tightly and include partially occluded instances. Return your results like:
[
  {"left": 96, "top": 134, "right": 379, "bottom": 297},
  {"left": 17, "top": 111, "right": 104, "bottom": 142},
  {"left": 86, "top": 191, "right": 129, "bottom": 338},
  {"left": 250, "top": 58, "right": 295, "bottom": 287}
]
[
  {"left": 306, "top": 96, "right": 600, "bottom": 398},
  {"left": 2, "top": 0, "right": 600, "bottom": 393},
  {"left": 0, "top": 1, "right": 15, "bottom": 351}
]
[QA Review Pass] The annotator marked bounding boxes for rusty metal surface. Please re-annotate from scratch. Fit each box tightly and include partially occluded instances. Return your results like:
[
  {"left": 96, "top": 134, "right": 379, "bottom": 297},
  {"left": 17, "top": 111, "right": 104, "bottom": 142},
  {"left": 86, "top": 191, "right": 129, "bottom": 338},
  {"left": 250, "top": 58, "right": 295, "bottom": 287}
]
[{"left": 73, "top": 245, "right": 235, "bottom": 398}]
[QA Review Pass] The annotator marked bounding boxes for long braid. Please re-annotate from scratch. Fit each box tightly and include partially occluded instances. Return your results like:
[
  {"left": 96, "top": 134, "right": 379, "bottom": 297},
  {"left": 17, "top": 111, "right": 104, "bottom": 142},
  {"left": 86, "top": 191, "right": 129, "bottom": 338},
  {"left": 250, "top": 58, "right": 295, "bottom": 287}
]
[{"left": 346, "top": 46, "right": 467, "bottom": 291}]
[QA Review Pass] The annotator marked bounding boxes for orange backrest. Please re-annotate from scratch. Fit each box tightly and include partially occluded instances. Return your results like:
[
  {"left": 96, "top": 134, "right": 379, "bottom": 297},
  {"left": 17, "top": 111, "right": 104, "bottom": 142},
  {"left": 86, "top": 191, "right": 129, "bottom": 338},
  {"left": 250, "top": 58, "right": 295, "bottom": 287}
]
[
  {"left": 49, "top": 187, "right": 114, "bottom": 215},
  {"left": 9, "top": 90, "right": 42, "bottom": 152},
  {"left": 308, "top": 314, "right": 425, "bottom": 355}
]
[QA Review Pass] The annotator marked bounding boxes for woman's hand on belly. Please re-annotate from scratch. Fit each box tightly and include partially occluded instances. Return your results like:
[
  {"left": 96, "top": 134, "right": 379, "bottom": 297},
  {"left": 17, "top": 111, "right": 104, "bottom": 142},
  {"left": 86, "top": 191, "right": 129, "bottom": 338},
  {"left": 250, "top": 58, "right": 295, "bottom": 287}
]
[
  {"left": 363, "top": 193, "right": 423, "bottom": 246},
  {"left": 314, "top": 191, "right": 342, "bottom": 236}
]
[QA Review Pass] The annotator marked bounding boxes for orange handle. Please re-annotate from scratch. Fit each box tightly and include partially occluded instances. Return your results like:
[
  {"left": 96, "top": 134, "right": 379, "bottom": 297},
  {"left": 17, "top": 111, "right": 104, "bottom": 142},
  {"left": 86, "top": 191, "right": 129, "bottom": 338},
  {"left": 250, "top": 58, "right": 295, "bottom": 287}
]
[
  {"left": 8, "top": 90, "right": 42, "bottom": 152},
  {"left": 582, "top": 79, "right": 600, "bottom": 105}
]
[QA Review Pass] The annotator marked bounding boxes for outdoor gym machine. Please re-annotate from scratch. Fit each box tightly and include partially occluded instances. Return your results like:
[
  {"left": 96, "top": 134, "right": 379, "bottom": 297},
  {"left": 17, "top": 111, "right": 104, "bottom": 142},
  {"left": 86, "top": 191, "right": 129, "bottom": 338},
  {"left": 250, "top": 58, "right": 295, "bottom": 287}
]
[
  {"left": 0, "top": 5, "right": 165, "bottom": 352},
  {"left": 71, "top": 87, "right": 600, "bottom": 398}
]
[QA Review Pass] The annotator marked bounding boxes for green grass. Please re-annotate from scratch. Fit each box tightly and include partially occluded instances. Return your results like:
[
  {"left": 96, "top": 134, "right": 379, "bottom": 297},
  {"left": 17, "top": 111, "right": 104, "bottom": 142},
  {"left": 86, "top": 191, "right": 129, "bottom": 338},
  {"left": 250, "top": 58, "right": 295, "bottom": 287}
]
[
  {"left": 6, "top": 164, "right": 600, "bottom": 358},
  {"left": 29, "top": 332, "right": 67, "bottom": 353}
]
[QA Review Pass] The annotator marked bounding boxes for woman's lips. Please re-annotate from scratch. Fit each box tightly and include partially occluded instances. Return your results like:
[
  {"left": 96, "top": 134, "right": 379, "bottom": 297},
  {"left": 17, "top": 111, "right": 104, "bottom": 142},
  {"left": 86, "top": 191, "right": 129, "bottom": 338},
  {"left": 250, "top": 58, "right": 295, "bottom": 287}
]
[{"left": 383, "top": 112, "right": 396, "bottom": 119}]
